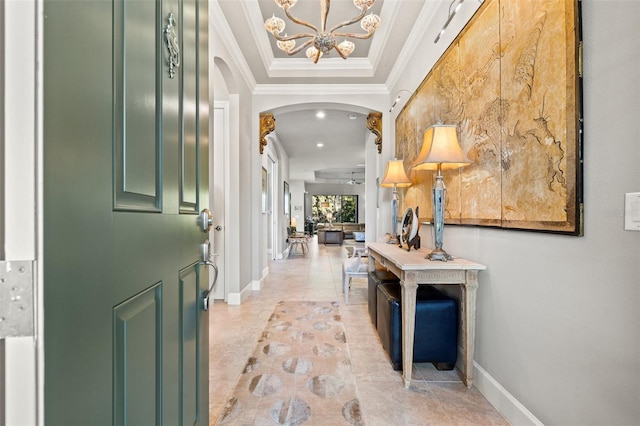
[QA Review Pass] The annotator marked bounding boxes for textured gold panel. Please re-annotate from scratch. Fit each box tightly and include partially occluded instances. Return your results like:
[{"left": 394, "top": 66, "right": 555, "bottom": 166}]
[{"left": 396, "top": 0, "right": 581, "bottom": 234}]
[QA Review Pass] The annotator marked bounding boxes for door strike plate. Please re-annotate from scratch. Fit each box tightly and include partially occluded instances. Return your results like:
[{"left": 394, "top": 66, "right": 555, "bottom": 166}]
[{"left": 0, "top": 260, "right": 35, "bottom": 338}]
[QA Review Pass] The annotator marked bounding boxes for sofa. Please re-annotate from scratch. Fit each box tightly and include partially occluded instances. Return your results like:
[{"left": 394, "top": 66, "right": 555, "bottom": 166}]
[{"left": 316, "top": 223, "right": 365, "bottom": 242}]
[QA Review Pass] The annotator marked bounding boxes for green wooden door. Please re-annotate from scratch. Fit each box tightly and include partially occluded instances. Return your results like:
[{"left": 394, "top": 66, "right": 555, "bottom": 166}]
[{"left": 42, "top": 0, "right": 209, "bottom": 424}]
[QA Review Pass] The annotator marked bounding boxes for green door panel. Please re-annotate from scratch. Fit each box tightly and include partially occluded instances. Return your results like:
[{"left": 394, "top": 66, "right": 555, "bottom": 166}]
[
  {"left": 43, "top": 0, "right": 209, "bottom": 424},
  {"left": 113, "top": 283, "right": 163, "bottom": 426},
  {"left": 180, "top": 0, "right": 200, "bottom": 214},
  {"left": 179, "top": 264, "right": 201, "bottom": 425},
  {"left": 113, "top": 0, "right": 161, "bottom": 211}
]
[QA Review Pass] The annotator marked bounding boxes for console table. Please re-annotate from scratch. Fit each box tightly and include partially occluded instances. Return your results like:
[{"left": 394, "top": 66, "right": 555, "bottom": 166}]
[{"left": 367, "top": 242, "right": 486, "bottom": 388}]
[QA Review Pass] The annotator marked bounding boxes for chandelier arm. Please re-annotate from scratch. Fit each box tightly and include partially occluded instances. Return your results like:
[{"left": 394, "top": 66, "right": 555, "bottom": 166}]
[
  {"left": 271, "top": 32, "right": 314, "bottom": 41},
  {"left": 333, "top": 45, "right": 348, "bottom": 60},
  {"left": 328, "top": 8, "right": 367, "bottom": 33},
  {"left": 283, "top": 6, "right": 318, "bottom": 33},
  {"left": 312, "top": 48, "right": 321, "bottom": 63},
  {"left": 320, "top": 0, "right": 330, "bottom": 32},
  {"left": 333, "top": 31, "right": 375, "bottom": 40},
  {"left": 285, "top": 38, "right": 314, "bottom": 56}
]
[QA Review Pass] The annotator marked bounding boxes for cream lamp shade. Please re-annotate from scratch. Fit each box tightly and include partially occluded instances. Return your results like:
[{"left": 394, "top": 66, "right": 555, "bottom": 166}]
[
  {"left": 411, "top": 124, "right": 471, "bottom": 261},
  {"left": 380, "top": 158, "right": 411, "bottom": 244},
  {"left": 380, "top": 159, "right": 412, "bottom": 187},
  {"left": 411, "top": 125, "right": 471, "bottom": 170}
]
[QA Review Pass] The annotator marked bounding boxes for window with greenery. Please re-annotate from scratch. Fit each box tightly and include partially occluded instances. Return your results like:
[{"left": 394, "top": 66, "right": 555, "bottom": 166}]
[{"left": 311, "top": 195, "right": 358, "bottom": 223}]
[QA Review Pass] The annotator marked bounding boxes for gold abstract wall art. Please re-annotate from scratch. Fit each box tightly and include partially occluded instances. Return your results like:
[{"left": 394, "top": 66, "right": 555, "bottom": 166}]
[{"left": 396, "top": 0, "right": 583, "bottom": 235}]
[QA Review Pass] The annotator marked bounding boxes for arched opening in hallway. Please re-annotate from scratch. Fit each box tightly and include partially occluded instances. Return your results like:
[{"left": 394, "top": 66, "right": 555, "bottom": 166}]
[{"left": 260, "top": 102, "right": 381, "bottom": 256}]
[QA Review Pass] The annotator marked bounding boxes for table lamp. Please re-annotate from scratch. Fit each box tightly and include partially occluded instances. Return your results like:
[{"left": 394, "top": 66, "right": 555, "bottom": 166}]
[
  {"left": 380, "top": 159, "right": 412, "bottom": 244},
  {"left": 412, "top": 125, "right": 471, "bottom": 261}
]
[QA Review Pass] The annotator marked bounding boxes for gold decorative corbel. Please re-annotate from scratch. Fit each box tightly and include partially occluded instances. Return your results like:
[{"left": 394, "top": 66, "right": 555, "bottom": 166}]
[
  {"left": 259, "top": 113, "right": 275, "bottom": 155},
  {"left": 367, "top": 111, "right": 382, "bottom": 154}
]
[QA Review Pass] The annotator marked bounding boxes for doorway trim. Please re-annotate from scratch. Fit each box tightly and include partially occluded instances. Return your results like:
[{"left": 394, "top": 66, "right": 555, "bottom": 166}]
[
  {"left": 2, "top": 0, "right": 42, "bottom": 424},
  {"left": 212, "top": 101, "right": 229, "bottom": 301}
]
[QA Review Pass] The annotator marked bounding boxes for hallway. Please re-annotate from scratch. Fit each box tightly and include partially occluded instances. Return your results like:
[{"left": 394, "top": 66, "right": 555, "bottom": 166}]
[{"left": 209, "top": 238, "right": 508, "bottom": 425}]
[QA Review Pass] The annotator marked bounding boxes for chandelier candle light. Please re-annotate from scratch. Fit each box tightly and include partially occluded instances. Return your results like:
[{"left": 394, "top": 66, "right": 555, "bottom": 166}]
[
  {"left": 380, "top": 159, "right": 412, "bottom": 244},
  {"left": 264, "top": 0, "right": 381, "bottom": 63},
  {"left": 412, "top": 125, "right": 471, "bottom": 261}
]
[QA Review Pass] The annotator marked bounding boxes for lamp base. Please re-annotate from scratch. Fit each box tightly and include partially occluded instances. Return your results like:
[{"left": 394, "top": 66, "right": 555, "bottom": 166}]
[{"left": 425, "top": 248, "right": 453, "bottom": 262}]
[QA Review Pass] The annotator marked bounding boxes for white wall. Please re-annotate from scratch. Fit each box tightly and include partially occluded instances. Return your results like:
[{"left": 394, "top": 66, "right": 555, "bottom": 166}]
[
  {"left": 210, "top": 2, "right": 256, "bottom": 301},
  {"left": 395, "top": 1, "right": 640, "bottom": 424}
]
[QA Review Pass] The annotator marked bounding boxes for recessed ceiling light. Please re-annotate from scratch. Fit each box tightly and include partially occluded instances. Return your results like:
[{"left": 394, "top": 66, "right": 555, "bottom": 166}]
[
  {"left": 349, "top": 114, "right": 357, "bottom": 120},
  {"left": 316, "top": 111, "right": 326, "bottom": 119},
  {"left": 317, "top": 143, "right": 324, "bottom": 147}
]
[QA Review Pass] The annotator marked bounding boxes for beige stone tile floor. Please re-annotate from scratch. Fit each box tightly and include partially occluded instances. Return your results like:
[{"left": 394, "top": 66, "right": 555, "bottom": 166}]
[{"left": 209, "top": 237, "right": 509, "bottom": 425}]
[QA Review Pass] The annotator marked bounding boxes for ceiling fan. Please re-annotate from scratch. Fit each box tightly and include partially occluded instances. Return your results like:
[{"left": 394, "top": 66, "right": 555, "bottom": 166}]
[{"left": 347, "top": 172, "right": 363, "bottom": 185}]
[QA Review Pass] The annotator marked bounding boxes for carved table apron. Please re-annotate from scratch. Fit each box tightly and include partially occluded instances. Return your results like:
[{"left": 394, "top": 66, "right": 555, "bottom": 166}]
[{"left": 367, "top": 242, "right": 486, "bottom": 388}]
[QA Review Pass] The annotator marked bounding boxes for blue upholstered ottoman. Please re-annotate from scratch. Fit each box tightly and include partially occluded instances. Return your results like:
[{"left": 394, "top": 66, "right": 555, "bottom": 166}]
[
  {"left": 376, "top": 283, "right": 458, "bottom": 371},
  {"left": 368, "top": 270, "right": 399, "bottom": 326}
]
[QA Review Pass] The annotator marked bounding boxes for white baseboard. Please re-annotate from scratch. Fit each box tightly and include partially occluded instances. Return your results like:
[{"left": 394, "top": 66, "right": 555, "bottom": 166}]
[
  {"left": 226, "top": 292, "right": 241, "bottom": 305},
  {"left": 473, "top": 362, "right": 544, "bottom": 426},
  {"left": 227, "top": 280, "right": 256, "bottom": 305},
  {"left": 228, "top": 269, "right": 269, "bottom": 305},
  {"left": 253, "top": 267, "right": 269, "bottom": 290},
  {"left": 252, "top": 279, "right": 261, "bottom": 291}
]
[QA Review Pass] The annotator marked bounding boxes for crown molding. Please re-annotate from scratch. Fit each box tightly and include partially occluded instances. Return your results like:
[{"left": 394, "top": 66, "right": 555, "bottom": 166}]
[
  {"left": 367, "top": 0, "right": 402, "bottom": 72},
  {"left": 253, "top": 83, "right": 389, "bottom": 96},
  {"left": 385, "top": 0, "right": 440, "bottom": 91},
  {"left": 241, "top": 0, "right": 275, "bottom": 73},
  {"left": 210, "top": 0, "right": 257, "bottom": 91},
  {"left": 266, "top": 57, "right": 375, "bottom": 78},
  {"left": 386, "top": 1, "right": 482, "bottom": 91}
]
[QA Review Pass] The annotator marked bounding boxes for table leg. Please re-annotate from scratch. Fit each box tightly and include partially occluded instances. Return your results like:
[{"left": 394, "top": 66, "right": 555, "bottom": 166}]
[
  {"left": 400, "top": 278, "right": 418, "bottom": 388},
  {"left": 460, "top": 271, "right": 479, "bottom": 388}
]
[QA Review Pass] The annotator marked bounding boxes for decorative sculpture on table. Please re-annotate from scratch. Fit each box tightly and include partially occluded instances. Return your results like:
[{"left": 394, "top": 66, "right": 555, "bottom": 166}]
[{"left": 400, "top": 206, "right": 420, "bottom": 252}]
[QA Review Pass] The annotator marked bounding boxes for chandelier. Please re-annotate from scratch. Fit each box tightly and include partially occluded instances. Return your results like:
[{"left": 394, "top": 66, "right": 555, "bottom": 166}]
[{"left": 264, "top": 0, "right": 381, "bottom": 63}]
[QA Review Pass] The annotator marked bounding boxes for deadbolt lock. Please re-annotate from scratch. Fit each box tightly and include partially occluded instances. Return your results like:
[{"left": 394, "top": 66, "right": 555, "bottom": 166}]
[{"left": 197, "top": 208, "right": 214, "bottom": 233}]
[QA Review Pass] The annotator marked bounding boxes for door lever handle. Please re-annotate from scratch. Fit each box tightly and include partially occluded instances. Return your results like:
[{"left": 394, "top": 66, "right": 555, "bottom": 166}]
[
  {"left": 201, "top": 260, "right": 218, "bottom": 311},
  {"left": 199, "top": 240, "right": 218, "bottom": 311}
]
